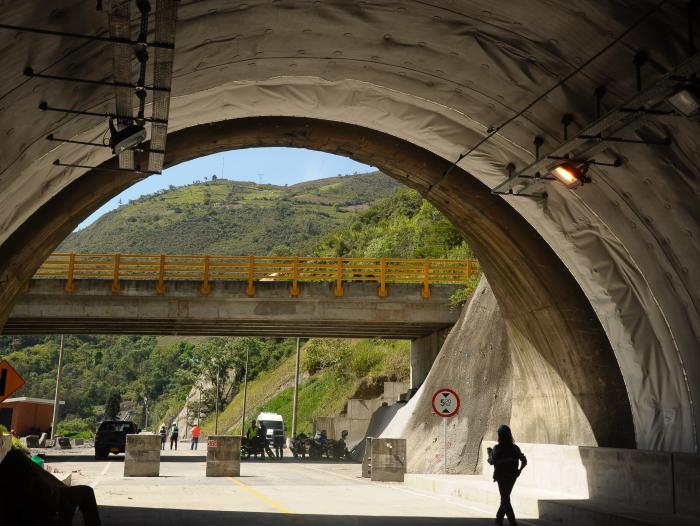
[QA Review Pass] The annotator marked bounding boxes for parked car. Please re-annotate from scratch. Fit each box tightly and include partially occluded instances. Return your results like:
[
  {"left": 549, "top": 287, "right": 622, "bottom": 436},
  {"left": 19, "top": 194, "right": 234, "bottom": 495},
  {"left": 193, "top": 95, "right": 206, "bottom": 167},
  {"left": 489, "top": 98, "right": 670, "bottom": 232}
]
[{"left": 94, "top": 420, "right": 139, "bottom": 459}]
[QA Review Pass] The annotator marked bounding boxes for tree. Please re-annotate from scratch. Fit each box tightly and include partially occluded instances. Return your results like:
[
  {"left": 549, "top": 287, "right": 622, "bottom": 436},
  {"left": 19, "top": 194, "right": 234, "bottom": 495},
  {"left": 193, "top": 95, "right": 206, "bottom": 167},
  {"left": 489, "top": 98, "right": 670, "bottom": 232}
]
[
  {"left": 191, "top": 337, "right": 276, "bottom": 413},
  {"left": 104, "top": 391, "right": 122, "bottom": 420},
  {"left": 192, "top": 338, "right": 241, "bottom": 412}
]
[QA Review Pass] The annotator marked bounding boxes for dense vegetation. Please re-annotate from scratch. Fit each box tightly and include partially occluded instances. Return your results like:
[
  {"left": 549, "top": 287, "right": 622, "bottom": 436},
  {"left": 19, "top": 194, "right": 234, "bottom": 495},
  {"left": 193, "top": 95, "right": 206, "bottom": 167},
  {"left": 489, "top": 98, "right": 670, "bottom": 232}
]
[
  {"left": 0, "top": 335, "right": 297, "bottom": 436},
  {"left": 0, "top": 335, "right": 193, "bottom": 436},
  {"left": 59, "top": 173, "right": 399, "bottom": 255},
  {"left": 315, "top": 187, "right": 474, "bottom": 260}
]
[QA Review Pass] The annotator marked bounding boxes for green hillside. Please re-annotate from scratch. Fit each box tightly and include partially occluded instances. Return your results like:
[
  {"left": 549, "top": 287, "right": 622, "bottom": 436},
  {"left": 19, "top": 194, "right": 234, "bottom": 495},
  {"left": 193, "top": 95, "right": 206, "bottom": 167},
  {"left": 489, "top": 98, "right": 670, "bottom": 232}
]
[
  {"left": 203, "top": 338, "right": 409, "bottom": 437},
  {"left": 59, "top": 172, "right": 399, "bottom": 255}
]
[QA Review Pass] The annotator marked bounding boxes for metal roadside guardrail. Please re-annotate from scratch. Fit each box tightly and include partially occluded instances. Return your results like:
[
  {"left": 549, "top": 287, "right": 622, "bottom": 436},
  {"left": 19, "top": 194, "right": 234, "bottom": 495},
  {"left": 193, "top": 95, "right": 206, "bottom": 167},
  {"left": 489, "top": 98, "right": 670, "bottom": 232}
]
[{"left": 34, "top": 253, "right": 480, "bottom": 299}]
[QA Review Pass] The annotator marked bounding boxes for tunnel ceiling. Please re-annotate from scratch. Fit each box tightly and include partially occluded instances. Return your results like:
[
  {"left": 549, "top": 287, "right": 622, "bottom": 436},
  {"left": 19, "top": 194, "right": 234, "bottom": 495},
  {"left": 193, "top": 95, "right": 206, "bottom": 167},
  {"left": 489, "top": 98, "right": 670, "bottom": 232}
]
[{"left": 0, "top": 1, "right": 699, "bottom": 452}]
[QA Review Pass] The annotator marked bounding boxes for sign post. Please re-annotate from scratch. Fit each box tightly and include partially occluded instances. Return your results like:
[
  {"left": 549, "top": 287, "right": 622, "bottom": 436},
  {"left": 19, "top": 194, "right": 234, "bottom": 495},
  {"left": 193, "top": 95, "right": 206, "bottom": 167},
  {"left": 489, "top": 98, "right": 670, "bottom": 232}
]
[
  {"left": 431, "top": 387, "right": 460, "bottom": 474},
  {"left": 0, "top": 359, "right": 26, "bottom": 404}
]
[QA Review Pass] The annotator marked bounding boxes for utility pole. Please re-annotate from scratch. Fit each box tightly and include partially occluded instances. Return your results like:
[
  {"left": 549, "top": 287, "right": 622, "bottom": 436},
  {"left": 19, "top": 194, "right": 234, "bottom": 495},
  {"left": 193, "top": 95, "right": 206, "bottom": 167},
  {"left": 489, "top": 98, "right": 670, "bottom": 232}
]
[
  {"left": 291, "top": 337, "right": 301, "bottom": 438},
  {"left": 143, "top": 397, "right": 148, "bottom": 431},
  {"left": 50, "top": 335, "right": 65, "bottom": 440},
  {"left": 240, "top": 344, "right": 250, "bottom": 436},
  {"left": 215, "top": 368, "right": 220, "bottom": 435},
  {"left": 198, "top": 384, "right": 202, "bottom": 426}
]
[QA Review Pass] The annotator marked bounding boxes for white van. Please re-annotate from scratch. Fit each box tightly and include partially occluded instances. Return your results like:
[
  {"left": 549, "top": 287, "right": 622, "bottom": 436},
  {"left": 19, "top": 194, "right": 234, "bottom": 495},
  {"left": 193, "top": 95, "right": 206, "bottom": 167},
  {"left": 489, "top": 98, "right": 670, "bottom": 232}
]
[{"left": 257, "top": 412, "right": 285, "bottom": 444}]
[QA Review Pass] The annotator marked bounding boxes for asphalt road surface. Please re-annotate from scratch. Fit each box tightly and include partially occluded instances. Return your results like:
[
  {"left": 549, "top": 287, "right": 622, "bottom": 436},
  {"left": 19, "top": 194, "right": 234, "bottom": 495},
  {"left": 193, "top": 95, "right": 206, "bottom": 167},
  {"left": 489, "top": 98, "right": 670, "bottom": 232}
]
[{"left": 43, "top": 445, "right": 553, "bottom": 526}]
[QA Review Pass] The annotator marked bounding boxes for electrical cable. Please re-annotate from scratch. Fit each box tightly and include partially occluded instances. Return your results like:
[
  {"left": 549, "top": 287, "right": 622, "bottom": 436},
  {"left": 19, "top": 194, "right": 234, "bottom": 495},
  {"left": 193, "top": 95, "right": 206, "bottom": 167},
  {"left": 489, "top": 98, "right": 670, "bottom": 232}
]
[{"left": 438, "top": 0, "right": 671, "bottom": 181}]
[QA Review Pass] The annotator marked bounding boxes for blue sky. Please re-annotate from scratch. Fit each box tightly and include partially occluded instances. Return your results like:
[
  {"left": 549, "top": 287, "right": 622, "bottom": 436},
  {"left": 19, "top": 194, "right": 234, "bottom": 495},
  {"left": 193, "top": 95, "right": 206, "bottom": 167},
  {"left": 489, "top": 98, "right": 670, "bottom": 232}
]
[{"left": 78, "top": 148, "right": 373, "bottom": 229}]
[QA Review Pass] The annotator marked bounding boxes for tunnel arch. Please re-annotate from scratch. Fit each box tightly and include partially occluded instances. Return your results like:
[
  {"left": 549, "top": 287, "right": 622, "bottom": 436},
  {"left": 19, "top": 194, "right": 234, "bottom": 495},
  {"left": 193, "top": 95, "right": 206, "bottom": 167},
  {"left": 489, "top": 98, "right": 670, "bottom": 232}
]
[
  {"left": 0, "top": 1, "right": 698, "bottom": 453},
  {"left": 1, "top": 115, "right": 635, "bottom": 449}
]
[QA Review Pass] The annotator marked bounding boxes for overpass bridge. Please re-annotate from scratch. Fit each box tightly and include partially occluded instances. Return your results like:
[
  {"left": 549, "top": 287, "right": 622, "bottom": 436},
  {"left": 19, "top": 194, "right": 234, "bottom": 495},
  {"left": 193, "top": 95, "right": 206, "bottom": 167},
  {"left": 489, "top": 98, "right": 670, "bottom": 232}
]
[{"left": 3, "top": 253, "right": 477, "bottom": 339}]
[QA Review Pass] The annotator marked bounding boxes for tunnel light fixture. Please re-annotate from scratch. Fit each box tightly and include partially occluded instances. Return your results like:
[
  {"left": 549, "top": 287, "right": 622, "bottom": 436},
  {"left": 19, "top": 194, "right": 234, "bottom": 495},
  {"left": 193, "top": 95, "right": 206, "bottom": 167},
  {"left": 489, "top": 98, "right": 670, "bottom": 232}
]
[
  {"left": 550, "top": 163, "right": 588, "bottom": 189},
  {"left": 667, "top": 87, "right": 700, "bottom": 117},
  {"left": 109, "top": 118, "right": 146, "bottom": 155}
]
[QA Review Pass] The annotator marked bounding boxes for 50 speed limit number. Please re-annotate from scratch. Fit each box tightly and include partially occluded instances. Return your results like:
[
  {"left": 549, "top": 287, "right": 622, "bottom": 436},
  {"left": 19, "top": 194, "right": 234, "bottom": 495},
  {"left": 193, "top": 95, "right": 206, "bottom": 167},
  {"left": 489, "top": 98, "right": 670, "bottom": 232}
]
[{"left": 431, "top": 387, "right": 460, "bottom": 418}]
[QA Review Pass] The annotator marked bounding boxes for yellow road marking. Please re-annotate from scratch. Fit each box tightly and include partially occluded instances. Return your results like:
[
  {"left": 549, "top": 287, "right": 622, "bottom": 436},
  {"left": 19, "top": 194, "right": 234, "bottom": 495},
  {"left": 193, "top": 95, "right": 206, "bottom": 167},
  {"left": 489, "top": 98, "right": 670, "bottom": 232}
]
[
  {"left": 228, "top": 477, "right": 291, "bottom": 514},
  {"left": 227, "top": 477, "right": 310, "bottom": 525}
]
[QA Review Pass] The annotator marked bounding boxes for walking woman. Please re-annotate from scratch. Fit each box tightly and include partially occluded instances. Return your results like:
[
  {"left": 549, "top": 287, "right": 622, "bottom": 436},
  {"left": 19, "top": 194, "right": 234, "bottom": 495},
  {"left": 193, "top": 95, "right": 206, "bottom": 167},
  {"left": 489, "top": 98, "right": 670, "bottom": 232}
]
[{"left": 487, "top": 425, "right": 527, "bottom": 526}]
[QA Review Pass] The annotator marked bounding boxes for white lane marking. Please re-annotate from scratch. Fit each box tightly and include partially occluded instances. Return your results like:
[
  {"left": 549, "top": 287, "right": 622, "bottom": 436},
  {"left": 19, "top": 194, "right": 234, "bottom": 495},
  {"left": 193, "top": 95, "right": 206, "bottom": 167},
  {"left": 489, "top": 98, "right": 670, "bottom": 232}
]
[
  {"left": 298, "top": 464, "right": 542, "bottom": 525},
  {"left": 90, "top": 461, "right": 111, "bottom": 489}
]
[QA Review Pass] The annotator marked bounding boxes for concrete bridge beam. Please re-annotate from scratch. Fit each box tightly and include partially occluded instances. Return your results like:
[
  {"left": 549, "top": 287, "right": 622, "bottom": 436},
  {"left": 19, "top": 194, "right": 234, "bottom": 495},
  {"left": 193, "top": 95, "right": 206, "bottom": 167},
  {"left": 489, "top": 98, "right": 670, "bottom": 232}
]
[
  {"left": 410, "top": 329, "right": 449, "bottom": 390},
  {"left": 4, "top": 279, "right": 460, "bottom": 339}
]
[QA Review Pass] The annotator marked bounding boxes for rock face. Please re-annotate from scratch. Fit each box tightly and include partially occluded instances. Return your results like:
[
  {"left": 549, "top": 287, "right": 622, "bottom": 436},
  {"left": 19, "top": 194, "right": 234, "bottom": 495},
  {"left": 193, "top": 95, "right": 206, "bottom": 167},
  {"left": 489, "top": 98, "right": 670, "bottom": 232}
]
[{"left": 381, "top": 278, "right": 512, "bottom": 474}]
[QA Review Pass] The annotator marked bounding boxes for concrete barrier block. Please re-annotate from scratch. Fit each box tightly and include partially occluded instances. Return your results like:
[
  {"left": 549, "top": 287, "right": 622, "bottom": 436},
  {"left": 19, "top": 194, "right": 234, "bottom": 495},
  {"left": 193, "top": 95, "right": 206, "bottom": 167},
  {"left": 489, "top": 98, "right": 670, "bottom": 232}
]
[
  {"left": 626, "top": 449, "right": 673, "bottom": 513},
  {"left": 73, "top": 438, "right": 84, "bottom": 446},
  {"left": 206, "top": 435, "right": 241, "bottom": 477},
  {"left": 370, "top": 438, "right": 406, "bottom": 482},
  {"left": 1, "top": 435, "right": 11, "bottom": 464},
  {"left": 21, "top": 435, "right": 40, "bottom": 448},
  {"left": 124, "top": 434, "right": 160, "bottom": 477},
  {"left": 673, "top": 452, "right": 700, "bottom": 516},
  {"left": 56, "top": 437, "right": 72, "bottom": 449}
]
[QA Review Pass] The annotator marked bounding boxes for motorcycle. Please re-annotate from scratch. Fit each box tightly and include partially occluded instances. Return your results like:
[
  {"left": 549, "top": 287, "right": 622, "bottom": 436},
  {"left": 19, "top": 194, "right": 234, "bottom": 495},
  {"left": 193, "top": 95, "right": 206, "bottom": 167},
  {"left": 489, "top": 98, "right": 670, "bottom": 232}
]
[
  {"left": 308, "top": 431, "right": 330, "bottom": 460},
  {"left": 328, "top": 430, "right": 352, "bottom": 460},
  {"left": 241, "top": 436, "right": 264, "bottom": 459}
]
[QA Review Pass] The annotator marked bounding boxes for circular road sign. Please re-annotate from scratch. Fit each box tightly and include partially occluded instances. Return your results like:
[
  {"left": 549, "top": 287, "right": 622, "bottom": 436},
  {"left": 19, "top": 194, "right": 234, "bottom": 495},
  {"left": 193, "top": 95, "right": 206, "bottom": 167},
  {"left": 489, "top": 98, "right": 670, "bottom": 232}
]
[{"left": 432, "top": 388, "right": 460, "bottom": 418}]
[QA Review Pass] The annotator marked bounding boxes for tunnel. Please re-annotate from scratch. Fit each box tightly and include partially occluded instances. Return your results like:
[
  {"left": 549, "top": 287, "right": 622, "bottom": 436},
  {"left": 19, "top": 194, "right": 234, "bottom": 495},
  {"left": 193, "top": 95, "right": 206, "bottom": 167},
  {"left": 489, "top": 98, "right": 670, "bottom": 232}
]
[{"left": 0, "top": 0, "right": 698, "bottom": 471}]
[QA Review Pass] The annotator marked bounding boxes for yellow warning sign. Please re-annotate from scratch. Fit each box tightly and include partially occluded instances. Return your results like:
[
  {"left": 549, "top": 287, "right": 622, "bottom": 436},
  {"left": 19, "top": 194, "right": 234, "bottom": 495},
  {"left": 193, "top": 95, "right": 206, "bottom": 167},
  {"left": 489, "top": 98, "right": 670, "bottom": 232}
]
[{"left": 0, "top": 360, "right": 26, "bottom": 404}]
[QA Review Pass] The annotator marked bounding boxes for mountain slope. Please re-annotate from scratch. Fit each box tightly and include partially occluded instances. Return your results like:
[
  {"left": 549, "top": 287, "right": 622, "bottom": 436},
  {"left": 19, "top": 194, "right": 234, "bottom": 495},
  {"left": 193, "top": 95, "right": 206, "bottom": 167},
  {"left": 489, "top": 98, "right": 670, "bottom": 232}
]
[{"left": 59, "top": 172, "right": 399, "bottom": 255}]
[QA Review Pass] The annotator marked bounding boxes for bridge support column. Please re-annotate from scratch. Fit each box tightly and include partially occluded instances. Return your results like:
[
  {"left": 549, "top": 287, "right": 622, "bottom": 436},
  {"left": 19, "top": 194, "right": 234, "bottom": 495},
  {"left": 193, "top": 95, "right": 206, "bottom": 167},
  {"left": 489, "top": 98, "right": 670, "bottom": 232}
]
[{"left": 410, "top": 329, "right": 448, "bottom": 390}]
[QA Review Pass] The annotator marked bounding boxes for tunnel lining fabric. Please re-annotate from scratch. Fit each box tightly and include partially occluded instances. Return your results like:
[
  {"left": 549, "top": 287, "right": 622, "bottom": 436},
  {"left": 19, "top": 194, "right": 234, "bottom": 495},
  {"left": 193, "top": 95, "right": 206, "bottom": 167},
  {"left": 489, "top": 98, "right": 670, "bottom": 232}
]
[{"left": 0, "top": 1, "right": 698, "bottom": 452}]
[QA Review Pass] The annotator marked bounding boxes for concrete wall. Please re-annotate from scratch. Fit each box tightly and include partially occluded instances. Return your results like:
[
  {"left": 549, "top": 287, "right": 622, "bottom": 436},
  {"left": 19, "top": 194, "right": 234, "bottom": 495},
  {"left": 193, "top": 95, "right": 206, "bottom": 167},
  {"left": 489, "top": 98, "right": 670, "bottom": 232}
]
[
  {"left": 315, "top": 381, "right": 408, "bottom": 445},
  {"left": 481, "top": 441, "right": 700, "bottom": 516},
  {"left": 673, "top": 453, "right": 700, "bottom": 516}
]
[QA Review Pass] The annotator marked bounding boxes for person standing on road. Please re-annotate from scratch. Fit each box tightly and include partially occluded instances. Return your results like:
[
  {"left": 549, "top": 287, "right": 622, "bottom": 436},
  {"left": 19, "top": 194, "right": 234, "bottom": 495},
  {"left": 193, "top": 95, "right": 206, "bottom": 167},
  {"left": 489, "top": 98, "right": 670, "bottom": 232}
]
[
  {"left": 257, "top": 421, "right": 274, "bottom": 459},
  {"left": 169, "top": 422, "right": 179, "bottom": 450},
  {"left": 190, "top": 424, "right": 201, "bottom": 450},
  {"left": 273, "top": 432, "right": 285, "bottom": 459},
  {"left": 246, "top": 420, "right": 260, "bottom": 458},
  {"left": 487, "top": 424, "right": 527, "bottom": 526},
  {"left": 159, "top": 424, "right": 167, "bottom": 451}
]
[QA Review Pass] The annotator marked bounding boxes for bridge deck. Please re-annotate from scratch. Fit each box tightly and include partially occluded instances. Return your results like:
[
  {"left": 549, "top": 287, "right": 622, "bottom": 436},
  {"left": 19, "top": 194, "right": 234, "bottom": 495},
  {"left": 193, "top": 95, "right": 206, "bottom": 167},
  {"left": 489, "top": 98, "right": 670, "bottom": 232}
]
[{"left": 5, "top": 279, "right": 460, "bottom": 338}]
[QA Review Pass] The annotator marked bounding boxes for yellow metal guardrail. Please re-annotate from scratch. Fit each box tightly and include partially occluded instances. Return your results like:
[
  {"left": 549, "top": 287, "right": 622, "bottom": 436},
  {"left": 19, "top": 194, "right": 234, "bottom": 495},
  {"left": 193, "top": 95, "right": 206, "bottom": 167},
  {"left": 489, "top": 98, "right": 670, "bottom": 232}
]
[{"left": 34, "top": 253, "right": 480, "bottom": 299}]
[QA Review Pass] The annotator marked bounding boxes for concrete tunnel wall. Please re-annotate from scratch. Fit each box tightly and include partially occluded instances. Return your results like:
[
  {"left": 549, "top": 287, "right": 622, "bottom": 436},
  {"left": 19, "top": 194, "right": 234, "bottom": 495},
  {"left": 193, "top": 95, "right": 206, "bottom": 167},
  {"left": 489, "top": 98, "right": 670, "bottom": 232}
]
[{"left": 0, "top": 1, "right": 699, "bottom": 452}]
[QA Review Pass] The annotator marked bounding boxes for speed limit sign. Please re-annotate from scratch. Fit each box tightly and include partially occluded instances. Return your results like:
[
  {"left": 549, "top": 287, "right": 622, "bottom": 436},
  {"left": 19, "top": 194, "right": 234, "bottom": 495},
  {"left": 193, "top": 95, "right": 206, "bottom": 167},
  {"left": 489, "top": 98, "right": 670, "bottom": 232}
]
[{"left": 432, "top": 388, "right": 460, "bottom": 418}]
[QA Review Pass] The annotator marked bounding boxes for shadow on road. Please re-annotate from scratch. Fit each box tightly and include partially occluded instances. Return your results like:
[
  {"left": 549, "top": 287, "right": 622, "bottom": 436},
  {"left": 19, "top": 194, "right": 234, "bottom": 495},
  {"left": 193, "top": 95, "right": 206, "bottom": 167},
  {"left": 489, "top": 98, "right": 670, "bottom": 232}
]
[
  {"left": 241, "top": 457, "right": 359, "bottom": 465},
  {"left": 98, "top": 506, "right": 555, "bottom": 526},
  {"left": 44, "top": 454, "right": 125, "bottom": 463},
  {"left": 159, "top": 454, "right": 207, "bottom": 462}
]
